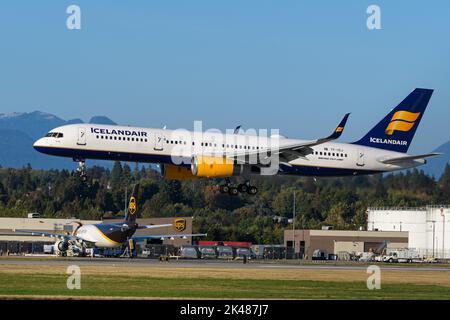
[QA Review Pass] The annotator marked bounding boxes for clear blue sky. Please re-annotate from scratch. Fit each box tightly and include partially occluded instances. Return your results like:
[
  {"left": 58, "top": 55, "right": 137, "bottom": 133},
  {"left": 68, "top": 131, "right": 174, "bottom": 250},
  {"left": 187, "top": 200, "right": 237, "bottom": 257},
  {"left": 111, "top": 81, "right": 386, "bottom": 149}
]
[{"left": 0, "top": 1, "right": 449, "bottom": 153}]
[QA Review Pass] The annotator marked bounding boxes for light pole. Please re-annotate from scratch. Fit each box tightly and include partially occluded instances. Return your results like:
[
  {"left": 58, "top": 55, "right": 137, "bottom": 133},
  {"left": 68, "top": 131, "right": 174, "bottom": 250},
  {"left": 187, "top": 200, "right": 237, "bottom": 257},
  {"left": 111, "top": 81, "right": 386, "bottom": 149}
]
[
  {"left": 441, "top": 207, "right": 445, "bottom": 259},
  {"left": 431, "top": 220, "right": 436, "bottom": 258},
  {"left": 292, "top": 191, "right": 296, "bottom": 259},
  {"left": 124, "top": 186, "right": 128, "bottom": 216}
]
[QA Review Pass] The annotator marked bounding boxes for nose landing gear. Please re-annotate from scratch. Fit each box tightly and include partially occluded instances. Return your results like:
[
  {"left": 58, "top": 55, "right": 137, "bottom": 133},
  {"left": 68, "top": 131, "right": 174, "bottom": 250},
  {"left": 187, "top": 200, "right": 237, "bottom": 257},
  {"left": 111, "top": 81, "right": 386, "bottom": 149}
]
[{"left": 74, "top": 158, "right": 88, "bottom": 182}]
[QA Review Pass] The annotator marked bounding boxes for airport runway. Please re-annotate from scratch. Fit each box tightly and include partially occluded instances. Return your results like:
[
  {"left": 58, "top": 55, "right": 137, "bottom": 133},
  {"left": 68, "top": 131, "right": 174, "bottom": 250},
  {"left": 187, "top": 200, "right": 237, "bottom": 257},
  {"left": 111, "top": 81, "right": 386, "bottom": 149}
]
[{"left": 1, "top": 257, "right": 450, "bottom": 272}]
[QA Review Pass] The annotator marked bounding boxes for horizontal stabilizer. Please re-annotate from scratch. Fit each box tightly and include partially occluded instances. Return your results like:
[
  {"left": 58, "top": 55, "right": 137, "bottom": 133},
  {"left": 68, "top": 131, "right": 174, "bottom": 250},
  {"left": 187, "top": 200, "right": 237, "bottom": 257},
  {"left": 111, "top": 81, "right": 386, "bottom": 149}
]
[{"left": 379, "top": 152, "right": 442, "bottom": 164}]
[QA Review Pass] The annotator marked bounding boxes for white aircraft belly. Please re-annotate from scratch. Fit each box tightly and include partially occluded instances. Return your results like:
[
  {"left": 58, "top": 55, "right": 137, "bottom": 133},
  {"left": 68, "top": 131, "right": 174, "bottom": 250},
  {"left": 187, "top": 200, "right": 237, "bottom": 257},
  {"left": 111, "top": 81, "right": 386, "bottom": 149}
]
[{"left": 77, "top": 225, "right": 121, "bottom": 248}]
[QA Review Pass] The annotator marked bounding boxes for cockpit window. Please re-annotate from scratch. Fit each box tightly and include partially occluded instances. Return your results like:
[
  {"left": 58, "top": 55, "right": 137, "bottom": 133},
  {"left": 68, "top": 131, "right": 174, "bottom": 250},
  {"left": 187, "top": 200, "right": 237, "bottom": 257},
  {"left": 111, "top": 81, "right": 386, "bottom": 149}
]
[{"left": 45, "top": 132, "right": 63, "bottom": 138}]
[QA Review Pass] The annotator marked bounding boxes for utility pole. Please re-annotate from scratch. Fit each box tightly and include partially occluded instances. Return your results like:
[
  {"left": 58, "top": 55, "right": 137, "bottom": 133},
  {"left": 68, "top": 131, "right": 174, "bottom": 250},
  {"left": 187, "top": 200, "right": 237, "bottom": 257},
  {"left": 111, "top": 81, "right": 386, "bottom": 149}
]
[
  {"left": 292, "top": 191, "right": 296, "bottom": 259},
  {"left": 441, "top": 207, "right": 445, "bottom": 259},
  {"left": 124, "top": 186, "right": 128, "bottom": 216},
  {"left": 426, "top": 220, "right": 436, "bottom": 258},
  {"left": 431, "top": 220, "right": 436, "bottom": 258}
]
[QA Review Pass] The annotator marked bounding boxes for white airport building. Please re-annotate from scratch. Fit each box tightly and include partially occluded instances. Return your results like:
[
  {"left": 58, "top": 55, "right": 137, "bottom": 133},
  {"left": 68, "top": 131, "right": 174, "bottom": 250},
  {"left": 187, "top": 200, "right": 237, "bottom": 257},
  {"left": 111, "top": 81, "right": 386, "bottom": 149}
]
[{"left": 367, "top": 206, "right": 450, "bottom": 259}]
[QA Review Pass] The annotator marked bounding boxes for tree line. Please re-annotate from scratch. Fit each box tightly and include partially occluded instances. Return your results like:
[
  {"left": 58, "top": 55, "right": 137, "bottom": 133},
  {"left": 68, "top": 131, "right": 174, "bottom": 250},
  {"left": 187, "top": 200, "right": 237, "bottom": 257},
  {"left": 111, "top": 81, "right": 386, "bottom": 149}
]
[{"left": 0, "top": 161, "right": 449, "bottom": 244}]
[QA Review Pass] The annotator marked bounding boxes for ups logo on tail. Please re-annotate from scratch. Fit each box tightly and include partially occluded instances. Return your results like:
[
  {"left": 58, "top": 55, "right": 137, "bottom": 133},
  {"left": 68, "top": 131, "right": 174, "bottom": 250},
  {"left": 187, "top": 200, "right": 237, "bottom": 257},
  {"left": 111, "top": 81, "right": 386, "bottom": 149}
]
[
  {"left": 128, "top": 197, "right": 137, "bottom": 215},
  {"left": 174, "top": 218, "right": 186, "bottom": 232},
  {"left": 385, "top": 111, "right": 420, "bottom": 135}
]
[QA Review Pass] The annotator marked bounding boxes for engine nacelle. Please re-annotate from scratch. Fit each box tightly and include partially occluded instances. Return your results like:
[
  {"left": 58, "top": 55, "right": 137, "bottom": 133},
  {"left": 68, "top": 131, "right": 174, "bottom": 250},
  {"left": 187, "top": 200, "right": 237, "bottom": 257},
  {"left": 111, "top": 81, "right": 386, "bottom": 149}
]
[
  {"left": 191, "top": 156, "right": 243, "bottom": 178},
  {"left": 160, "top": 164, "right": 198, "bottom": 180},
  {"left": 55, "top": 240, "right": 69, "bottom": 252}
]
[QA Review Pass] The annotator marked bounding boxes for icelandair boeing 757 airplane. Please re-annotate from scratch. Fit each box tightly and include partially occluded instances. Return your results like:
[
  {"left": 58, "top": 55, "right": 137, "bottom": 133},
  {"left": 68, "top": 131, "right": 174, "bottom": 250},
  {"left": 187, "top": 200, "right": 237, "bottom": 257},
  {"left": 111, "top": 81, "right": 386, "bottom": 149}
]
[{"left": 33, "top": 88, "right": 441, "bottom": 195}]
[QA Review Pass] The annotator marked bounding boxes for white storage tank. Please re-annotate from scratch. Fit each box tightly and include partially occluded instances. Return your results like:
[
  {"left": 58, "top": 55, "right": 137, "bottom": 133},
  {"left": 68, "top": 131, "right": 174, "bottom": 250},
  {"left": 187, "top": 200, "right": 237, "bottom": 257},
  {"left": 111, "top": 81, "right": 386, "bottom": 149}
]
[{"left": 367, "top": 206, "right": 450, "bottom": 259}]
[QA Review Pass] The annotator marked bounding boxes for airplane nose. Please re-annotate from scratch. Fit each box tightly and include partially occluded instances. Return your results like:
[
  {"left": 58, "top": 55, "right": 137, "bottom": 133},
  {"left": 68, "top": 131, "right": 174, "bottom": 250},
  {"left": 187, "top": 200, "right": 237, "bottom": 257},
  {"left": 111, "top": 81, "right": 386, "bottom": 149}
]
[
  {"left": 33, "top": 138, "right": 46, "bottom": 151},
  {"left": 33, "top": 139, "right": 41, "bottom": 148}
]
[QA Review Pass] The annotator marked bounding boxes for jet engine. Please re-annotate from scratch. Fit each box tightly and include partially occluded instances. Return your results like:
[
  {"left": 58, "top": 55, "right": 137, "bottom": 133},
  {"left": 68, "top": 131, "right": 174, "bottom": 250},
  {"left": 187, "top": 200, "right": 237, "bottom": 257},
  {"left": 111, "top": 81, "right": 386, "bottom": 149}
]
[
  {"left": 55, "top": 240, "right": 69, "bottom": 253},
  {"left": 160, "top": 164, "right": 198, "bottom": 180},
  {"left": 191, "top": 156, "right": 243, "bottom": 178}
]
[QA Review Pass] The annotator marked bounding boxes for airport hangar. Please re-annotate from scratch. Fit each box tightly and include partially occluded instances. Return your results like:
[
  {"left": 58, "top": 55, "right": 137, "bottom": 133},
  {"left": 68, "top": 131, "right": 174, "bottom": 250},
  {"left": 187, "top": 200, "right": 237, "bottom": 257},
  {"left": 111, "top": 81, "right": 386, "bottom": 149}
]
[
  {"left": 0, "top": 216, "right": 194, "bottom": 254},
  {"left": 284, "top": 229, "right": 408, "bottom": 259}
]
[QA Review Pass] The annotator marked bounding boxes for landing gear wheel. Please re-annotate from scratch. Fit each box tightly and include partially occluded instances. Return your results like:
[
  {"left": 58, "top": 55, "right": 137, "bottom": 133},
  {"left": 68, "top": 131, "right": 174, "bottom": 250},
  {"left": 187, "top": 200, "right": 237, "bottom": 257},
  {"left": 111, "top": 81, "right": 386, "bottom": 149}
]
[
  {"left": 228, "top": 187, "right": 239, "bottom": 196},
  {"left": 219, "top": 185, "right": 230, "bottom": 194},
  {"left": 247, "top": 186, "right": 258, "bottom": 195},
  {"left": 237, "top": 183, "right": 248, "bottom": 193},
  {"left": 74, "top": 158, "right": 88, "bottom": 182}
]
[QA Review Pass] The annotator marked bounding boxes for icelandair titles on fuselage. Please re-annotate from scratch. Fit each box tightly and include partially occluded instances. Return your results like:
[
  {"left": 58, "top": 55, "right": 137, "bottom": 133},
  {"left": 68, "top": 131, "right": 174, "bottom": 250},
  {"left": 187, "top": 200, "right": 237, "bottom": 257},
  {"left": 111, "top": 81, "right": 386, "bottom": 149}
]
[
  {"left": 91, "top": 127, "right": 148, "bottom": 137},
  {"left": 370, "top": 137, "right": 408, "bottom": 146}
]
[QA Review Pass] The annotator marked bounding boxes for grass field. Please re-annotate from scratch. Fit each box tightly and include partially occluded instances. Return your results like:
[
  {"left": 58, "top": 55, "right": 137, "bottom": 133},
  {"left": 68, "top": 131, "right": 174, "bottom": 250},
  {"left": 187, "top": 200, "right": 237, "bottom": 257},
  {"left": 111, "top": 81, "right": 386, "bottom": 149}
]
[{"left": 1, "top": 263, "right": 450, "bottom": 299}]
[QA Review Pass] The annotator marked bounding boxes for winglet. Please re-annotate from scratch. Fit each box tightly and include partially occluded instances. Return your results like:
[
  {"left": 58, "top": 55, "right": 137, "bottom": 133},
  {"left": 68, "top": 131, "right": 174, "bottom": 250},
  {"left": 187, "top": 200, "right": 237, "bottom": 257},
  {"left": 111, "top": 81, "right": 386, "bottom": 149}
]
[{"left": 323, "top": 113, "right": 350, "bottom": 141}]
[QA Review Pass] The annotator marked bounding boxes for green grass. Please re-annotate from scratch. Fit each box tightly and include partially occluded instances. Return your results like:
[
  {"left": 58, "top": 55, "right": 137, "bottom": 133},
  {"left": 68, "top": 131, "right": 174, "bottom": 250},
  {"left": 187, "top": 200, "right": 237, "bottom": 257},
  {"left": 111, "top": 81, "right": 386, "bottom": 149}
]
[{"left": 1, "top": 273, "right": 450, "bottom": 299}]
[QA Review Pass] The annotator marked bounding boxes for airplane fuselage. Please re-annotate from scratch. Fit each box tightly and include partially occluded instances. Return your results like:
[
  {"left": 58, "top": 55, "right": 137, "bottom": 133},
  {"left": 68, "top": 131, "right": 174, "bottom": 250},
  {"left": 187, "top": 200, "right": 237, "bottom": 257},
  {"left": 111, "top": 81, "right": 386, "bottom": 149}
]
[
  {"left": 75, "top": 223, "right": 136, "bottom": 248},
  {"left": 33, "top": 123, "right": 424, "bottom": 177}
]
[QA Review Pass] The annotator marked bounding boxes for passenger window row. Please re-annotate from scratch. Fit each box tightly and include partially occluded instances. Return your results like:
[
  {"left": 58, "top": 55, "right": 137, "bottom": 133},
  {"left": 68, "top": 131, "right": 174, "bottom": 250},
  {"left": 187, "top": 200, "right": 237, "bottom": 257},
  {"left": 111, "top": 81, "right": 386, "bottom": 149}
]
[
  {"left": 166, "top": 139, "right": 187, "bottom": 145},
  {"left": 314, "top": 151, "right": 348, "bottom": 157},
  {"left": 197, "top": 142, "right": 260, "bottom": 150},
  {"left": 96, "top": 135, "right": 148, "bottom": 142},
  {"left": 163, "top": 139, "right": 262, "bottom": 150}
]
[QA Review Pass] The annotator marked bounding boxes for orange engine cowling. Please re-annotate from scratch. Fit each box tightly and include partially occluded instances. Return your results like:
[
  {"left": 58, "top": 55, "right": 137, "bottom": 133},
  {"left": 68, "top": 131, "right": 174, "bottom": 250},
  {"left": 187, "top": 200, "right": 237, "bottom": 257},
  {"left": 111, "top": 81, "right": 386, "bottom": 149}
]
[
  {"left": 161, "top": 164, "right": 198, "bottom": 180},
  {"left": 191, "top": 156, "right": 242, "bottom": 178}
]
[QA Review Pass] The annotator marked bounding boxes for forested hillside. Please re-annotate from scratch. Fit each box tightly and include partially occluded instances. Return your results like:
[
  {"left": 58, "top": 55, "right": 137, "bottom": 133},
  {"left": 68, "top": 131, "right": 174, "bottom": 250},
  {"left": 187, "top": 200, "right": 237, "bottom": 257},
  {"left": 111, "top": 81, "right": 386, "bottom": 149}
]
[{"left": 1, "top": 162, "right": 449, "bottom": 244}]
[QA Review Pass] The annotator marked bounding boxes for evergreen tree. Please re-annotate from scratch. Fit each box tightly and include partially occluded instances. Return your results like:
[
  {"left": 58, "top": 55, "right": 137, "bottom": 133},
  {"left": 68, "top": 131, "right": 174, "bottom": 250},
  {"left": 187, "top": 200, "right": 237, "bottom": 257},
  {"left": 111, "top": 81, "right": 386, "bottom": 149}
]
[
  {"left": 438, "top": 163, "right": 450, "bottom": 201},
  {"left": 0, "top": 182, "right": 7, "bottom": 205},
  {"left": 0, "top": 162, "right": 450, "bottom": 240},
  {"left": 122, "top": 163, "right": 132, "bottom": 185},
  {"left": 111, "top": 161, "right": 123, "bottom": 189}
]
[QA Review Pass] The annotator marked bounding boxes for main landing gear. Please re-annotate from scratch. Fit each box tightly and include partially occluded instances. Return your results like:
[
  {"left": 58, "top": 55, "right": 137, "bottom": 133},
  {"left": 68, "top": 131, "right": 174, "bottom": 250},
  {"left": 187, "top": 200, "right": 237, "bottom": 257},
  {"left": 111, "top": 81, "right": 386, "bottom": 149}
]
[
  {"left": 74, "top": 158, "right": 88, "bottom": 182},
  {"left": 219, "top": 179, "right": 258, "bottom": 196}
]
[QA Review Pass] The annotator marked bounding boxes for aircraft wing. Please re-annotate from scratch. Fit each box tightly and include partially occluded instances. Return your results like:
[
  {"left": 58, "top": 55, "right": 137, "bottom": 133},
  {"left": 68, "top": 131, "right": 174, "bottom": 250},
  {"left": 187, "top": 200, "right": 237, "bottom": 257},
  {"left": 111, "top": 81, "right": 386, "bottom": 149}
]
[
  {"left": 132, "top": 233, "right": 207, "bottom": 242},
  {"left": 379, "top": 152, "right": 442, "bottom": 164},
  {"left": 109, "top": 222, "right": 173, "bottom": 230},
  {"left": 136, "top": 224, "right": 173, "bottom": 230},
  {"left": 13, "top": 229, "right": 81, "bottom": 241},
  {"left": 228, "top": 113, "right": 350, "bottom": 165}
]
